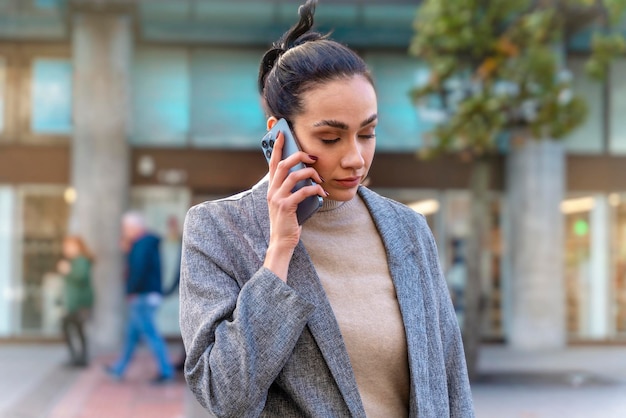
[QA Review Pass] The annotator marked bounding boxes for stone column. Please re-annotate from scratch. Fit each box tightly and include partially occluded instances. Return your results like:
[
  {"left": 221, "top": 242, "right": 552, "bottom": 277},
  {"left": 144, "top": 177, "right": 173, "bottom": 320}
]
[
  {"left": 69, "top": 5, "right": 133, "bottom": 351},
  {"left": 506, "top": 139, "right": 566, "bottom": 349}
]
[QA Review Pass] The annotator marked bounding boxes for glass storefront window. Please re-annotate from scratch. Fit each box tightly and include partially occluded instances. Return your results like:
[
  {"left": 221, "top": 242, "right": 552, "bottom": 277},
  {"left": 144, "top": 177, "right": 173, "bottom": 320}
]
[
  {"left": 364, "top": 53, "right": 433, "bottom": 151},
  {"left": 563, "top": 197, "right": 593, "bottom": 338},
  {"left": 132, "top": 47, "right": 190, "bottom": 146},
  {"left": 610, "top": 58, "right": 626, "bottom": 155},
  {"left": 563, "top": 57, "right": 604, "bottom": 154},
  {"left": 19, "top": 187, "right": 68, "bottom": 335},
  {"left": 610, "top": 193, "right": 626, "bottom": 336},
  {"left": 31, "top": 58, "right": 73, "bottom": 135},
  {"left": 562, "top": 194, "right": 614, "bottom": 340},
  {"left": 190, "top": 48, "right": 265, "bottom": 148},
  {"left": 0, "top": 186, "right": 16, "bottom": 336},
  {"left": 441, "top": 192, "right": 503, "bottom": 339}
]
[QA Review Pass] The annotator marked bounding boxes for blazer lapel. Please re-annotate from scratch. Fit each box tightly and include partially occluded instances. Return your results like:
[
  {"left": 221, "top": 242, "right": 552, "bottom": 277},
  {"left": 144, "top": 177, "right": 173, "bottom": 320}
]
[
  {"left": 251, "top": 181, "right": 366, "bottom": 417},
  {"left": 358, "top": 187, "right": 432, "bottom": 418}
]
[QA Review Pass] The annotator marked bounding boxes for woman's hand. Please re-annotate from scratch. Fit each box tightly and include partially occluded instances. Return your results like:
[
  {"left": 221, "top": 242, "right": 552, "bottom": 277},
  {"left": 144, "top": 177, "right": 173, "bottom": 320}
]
[{"left": 263, "top": 131, "right": 326, "bottom": 282}]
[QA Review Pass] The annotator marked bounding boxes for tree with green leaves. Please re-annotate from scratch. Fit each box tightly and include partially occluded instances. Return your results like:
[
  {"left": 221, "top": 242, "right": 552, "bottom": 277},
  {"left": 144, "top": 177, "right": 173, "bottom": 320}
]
[{"left": 410, "top": 0, "right": 625, "bottom": 380}]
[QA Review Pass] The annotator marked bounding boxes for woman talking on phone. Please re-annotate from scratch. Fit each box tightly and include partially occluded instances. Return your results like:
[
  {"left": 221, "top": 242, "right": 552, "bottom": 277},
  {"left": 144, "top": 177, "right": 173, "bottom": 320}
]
[{"left": 180, "top": 1, "right": 474, "bottom": 416}]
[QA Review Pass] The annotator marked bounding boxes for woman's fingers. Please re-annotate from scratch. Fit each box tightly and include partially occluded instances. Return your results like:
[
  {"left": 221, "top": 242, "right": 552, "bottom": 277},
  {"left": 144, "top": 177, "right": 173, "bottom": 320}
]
[
  {"left": 267, "top": 131, "right": 284, "bottom": 183},
  {"left": 267, "top": 131, "right": 323, "bottom": 196}
]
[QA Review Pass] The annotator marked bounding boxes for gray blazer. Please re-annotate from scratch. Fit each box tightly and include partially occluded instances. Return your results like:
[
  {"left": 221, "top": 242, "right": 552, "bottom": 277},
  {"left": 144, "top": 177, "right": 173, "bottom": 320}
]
[{"left": 180, "top": 179, "right": 474, "bottom": 418}]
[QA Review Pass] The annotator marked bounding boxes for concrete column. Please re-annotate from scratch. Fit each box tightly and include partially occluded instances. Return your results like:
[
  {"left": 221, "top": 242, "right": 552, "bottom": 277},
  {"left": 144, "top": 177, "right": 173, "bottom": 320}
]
[
  {"left": 69, "top": 8, "right": 133, "bottom": 351},
  {"left": 506, "top": 139, "right": 566, "bottom": 349},
  {"left": 589, "top": 194, "right": 609, "bottom": 339}
]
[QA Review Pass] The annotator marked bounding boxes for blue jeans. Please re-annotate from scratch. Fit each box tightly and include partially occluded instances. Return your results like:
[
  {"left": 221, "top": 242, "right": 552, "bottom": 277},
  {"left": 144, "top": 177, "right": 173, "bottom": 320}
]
[{"left": 110, "top": 293, "right": 173, "bottom": 378}]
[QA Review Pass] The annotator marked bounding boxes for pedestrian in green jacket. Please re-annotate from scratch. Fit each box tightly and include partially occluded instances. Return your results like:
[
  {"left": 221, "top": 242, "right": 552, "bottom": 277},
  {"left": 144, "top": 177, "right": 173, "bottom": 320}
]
[{"left": 57, "top": 236, "right": 94, "bottom": 367}]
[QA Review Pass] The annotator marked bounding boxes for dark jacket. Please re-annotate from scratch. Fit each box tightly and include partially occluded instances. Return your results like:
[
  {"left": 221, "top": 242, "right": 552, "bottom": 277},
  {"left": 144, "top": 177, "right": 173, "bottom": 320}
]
[
  {"left": 126, "top": 233, "right": 162, "bottom": 295},
  {"left": 63, "top": 256, "right": 94, "bottom": 313}
]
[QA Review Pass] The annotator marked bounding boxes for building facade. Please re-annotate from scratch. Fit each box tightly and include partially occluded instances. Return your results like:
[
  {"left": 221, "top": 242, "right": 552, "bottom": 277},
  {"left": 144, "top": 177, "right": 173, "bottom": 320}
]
[{"left": 1, "top": 0, "right": 626, "bottom": 349}]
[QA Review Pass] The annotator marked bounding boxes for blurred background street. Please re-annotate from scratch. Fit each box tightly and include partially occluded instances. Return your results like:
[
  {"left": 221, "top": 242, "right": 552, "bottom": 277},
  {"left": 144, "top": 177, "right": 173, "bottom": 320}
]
[
  {"left": 3, "top": 343, "right": 626, "bottom": 418},
  {"left": 1, "top": 0, "right": 626, "bottom": 417}
]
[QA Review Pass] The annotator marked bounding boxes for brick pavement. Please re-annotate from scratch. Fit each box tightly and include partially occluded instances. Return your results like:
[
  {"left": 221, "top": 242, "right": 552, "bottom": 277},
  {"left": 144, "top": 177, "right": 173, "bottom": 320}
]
[{"left": 48, "top": 350, "right": 186, "bottom": 418}]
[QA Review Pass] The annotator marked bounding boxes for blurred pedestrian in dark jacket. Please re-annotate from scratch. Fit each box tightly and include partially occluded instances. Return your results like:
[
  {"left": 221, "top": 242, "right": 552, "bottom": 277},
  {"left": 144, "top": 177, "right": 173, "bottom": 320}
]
[
  {"left": 57, "top": 235, "right": 94, "bottom": 367},
  {"left": 106, "top": 211, "right": 173, "bottom": 384}
]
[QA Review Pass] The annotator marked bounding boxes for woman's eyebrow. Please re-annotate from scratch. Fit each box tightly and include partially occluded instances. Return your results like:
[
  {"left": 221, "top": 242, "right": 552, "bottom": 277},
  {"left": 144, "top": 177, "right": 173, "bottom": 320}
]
[
  {"left": 313, "top": 114, "right": 378, "bottom": 130},
  {"left": 360, "top": 113, "right": 378, "bottom": 127},
  {"left": 313, "top": 119, "right": 349, "bottom": 130}
]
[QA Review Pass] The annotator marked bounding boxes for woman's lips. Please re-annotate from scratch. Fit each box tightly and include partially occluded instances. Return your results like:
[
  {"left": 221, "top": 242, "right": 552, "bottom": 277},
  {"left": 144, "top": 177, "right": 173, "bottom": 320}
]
[{"left": 334, "top": 177, "right": 361, "bottom": 188}]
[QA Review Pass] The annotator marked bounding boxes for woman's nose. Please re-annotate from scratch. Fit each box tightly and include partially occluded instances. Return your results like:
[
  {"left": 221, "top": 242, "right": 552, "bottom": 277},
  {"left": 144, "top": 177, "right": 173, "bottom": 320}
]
[{"left": 341, "top": 139, "right": 365, "bottom": 169}]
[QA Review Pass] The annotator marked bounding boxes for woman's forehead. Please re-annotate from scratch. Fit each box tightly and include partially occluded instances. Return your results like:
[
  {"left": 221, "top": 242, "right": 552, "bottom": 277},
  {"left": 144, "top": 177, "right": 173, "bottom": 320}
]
[{"left": 298, "top": 76, "right": 377, "bottom": 126}]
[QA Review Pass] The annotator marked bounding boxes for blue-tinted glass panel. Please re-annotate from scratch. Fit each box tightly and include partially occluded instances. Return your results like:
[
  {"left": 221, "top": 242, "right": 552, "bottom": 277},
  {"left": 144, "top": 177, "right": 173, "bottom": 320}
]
[
  {"left": 610, "top": 58, "right": 626, "bottom": 155},
  {"left": 365, "top": 53, "right": 433, "bottom": 151},
  {"left": 190, "top": 48, "right": 265, "bottom": 148},
  {"left": 563, "top": 58, "right": 603, "bottom": 154},
  {"left": 0, "top": 57, "right": 5, "bottom": 133},
  {"left": 31, "top": 58, "right": 72, "bottom": 134},
  {"left": 35, "top": 0, "right": 58, "bottom": 10},
  {"left": 132, "top": 47, "right": 190, "bottom": 146}
]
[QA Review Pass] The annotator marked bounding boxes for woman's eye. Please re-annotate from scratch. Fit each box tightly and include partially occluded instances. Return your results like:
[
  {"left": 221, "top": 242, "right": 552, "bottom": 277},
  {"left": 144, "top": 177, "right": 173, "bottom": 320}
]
[
  {"left": 358, "top": 134, "right": 376, "bottom": 139},
  {"left": 321, "top": 138, "right": 340, "bottom": 144}
]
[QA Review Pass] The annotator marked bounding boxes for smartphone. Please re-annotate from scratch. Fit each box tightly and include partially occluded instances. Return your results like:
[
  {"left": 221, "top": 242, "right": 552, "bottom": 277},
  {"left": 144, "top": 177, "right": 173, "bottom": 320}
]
[{"left": 261, "top": 118, "right": 323, "bottom": 224}]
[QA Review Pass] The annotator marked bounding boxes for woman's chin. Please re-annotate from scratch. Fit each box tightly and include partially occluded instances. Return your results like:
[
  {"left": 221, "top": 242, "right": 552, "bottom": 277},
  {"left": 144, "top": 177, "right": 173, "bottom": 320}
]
[{"left": 325, "top": 187, "right": 359, "bottom": 202}]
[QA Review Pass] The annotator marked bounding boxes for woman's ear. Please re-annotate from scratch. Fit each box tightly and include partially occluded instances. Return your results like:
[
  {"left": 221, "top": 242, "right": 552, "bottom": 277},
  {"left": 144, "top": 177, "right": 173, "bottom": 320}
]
[{"left": 266, "top": 116, "right": 279, "bottom": 131}]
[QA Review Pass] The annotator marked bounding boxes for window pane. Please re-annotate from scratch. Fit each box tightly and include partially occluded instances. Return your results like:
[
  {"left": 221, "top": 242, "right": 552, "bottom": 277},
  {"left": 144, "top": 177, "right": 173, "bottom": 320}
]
[
  {"left": 35, "top": 0, "right": 59, "bottom": 9},
  {"left": 0, "top": 186, "right": 15, "bottom": 336},
  {"left": 31, "top": 58, "right": 72, "bottom": 134},
  {"left": 132, "top": 47, "right": 190, "bottom": 146},
  {"left": 610, "top": 58, "right": 626, "bottom": 155},
  {"left": 20, "top": 188, "right": 68, "bottom": 334},
  {"left": 611, "top": 193, "right": 626, "bottom": 336},
  {"left": 365, "top": 53, "right": 434, "bottom": 151},
  {"left": 0, "top": 57, "right": 5, "bottom": 134},
  {"left": 563, "top": 58, "right": 603, "bottom": 154},
  {"left": 563, "top": 195, "right": 594, "bottom": 339},
  {"left": 190, "top": 48, "right": 265, "bottom": 148}
]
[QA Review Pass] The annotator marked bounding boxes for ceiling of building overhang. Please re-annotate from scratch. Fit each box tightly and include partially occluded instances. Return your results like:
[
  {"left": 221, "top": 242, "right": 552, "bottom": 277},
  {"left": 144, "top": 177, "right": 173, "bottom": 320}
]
[
  {"left": 0, "top": 0, "right": 622, "bottom": 51},
  {"left": 0, "top": 0, "right": 419, "bottom": 48},
  {"left": 139, "top": 1, "right": 418, "bottom": 47}
]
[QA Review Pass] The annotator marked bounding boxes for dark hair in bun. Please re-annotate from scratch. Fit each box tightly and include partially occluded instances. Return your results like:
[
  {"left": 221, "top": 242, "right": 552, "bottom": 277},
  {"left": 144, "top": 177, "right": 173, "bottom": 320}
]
[{"left": 258, "top": 0, "right": 373, "bottom": 121}]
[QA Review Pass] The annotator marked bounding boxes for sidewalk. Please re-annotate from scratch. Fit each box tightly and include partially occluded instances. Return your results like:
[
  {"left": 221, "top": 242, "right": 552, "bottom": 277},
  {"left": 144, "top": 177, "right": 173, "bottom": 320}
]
[
  {"left": 473, "top": 344, "right": 626, "bottom": 418},
  {"left": 0, "top": 344, "right": 191, "bottom": 418},
  {"left": 0, "top": 343, "right": 68, "bottom": 416},
  {"left": 3, "top": 343, "right": 626, "bottom": 418}
]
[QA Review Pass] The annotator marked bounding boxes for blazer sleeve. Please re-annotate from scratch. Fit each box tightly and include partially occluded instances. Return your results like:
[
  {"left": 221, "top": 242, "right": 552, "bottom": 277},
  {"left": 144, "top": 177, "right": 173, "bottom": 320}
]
[
  {"left": 179, "top": 202, "right": 316, "bottom": 418},
  {"left": 423, "top": 223, "right": 475, "bottom": 417}
]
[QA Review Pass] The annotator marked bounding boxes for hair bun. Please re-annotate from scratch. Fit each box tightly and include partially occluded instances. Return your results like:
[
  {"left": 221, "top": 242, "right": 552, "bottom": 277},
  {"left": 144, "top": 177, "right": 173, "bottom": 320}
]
[
  {"left": 279, "top": 0, "right": 317, "bottom": 50},
  {"left": 258, "top": 0, "right": 324, "bottom": 93}
]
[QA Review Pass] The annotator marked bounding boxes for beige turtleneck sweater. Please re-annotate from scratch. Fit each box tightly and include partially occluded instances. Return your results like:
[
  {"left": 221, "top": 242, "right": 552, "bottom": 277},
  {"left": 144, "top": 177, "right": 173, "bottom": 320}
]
[{"left": 300, "top": 194, "right": 410, "bottom": 418}]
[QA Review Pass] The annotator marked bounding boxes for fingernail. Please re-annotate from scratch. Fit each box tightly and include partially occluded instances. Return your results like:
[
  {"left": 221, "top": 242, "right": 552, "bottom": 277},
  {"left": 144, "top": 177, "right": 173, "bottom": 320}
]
[
  {"left": 324, "top": 190, "right": 330, "bottom": 197},
  {"left": 319, "top": 176, "right": 325, "bottom": 183},
  {"left": 309, "top": 154, "right": 318, "bottom": 161}
]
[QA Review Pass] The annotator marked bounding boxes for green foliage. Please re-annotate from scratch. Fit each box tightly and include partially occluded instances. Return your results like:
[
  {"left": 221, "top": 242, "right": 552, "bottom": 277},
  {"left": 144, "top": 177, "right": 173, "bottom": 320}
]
[{"left": 410, "top": 0, "right": 626, "bottom": 157}]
